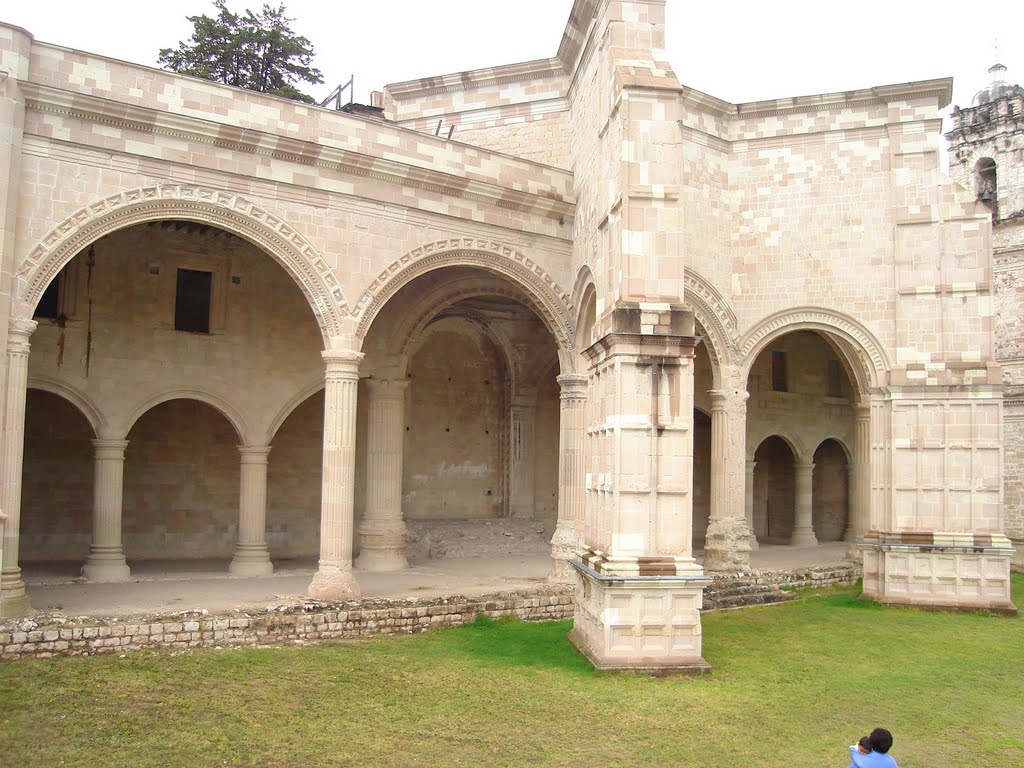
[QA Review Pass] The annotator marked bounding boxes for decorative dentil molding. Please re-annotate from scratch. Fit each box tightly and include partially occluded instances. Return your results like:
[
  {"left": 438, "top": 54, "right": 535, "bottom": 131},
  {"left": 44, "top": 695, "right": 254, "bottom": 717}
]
[{"left": 15, "top": 184, "right": 348, "bottom": 342}]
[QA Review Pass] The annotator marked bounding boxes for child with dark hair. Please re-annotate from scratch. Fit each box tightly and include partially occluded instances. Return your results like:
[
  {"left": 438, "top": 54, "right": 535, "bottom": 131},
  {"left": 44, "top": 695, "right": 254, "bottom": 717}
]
[{"left": 848, "top": 727, "right": 898, "bottom": 768}]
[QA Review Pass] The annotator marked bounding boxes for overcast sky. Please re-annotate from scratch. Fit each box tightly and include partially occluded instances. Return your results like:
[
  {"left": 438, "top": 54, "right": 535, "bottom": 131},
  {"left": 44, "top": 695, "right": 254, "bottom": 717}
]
[{"left": 3, "top": 1, "right": 1021, "bottom": 128}]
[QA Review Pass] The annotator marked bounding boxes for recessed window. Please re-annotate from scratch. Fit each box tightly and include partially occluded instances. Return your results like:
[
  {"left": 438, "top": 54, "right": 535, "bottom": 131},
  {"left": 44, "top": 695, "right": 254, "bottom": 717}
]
[
  {"left": 827, "top": 359, "right": 843, "bottom": 398},
  {"left": 771, "top": 350, "right": 787, "bottom": 392},
  {"left": 175, "top": 268, "right": 212, "bottom": 333}
]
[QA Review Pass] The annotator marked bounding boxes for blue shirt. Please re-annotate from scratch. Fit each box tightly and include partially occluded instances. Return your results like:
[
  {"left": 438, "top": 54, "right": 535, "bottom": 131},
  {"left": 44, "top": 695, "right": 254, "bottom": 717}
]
[{"left": 849, "top": 746, "right": 898, "bottom": 768}]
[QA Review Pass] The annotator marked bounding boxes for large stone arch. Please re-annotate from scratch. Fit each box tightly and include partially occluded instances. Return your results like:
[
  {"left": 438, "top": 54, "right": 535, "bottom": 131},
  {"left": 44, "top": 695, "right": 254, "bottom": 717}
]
[
  {"left": 14, "top": 184, "right": 348, "bottom": 345},
  {"left": 26, "top": 375, "right": 104, "bottom": 438},
  {"left": 684, "top": 268, "right": 738, "bottom": 389},
  {"left": 748, "top": 430, "right": 808, "bottom": 463},
  {"left": 738, "top": 307, "right": 890, "bottom": 394},
  {"left": 353, "top": 238, "right": 576, "bottom": 370},
  {"left": 118, "top": 389, "right": 250, "bottom": 445}
]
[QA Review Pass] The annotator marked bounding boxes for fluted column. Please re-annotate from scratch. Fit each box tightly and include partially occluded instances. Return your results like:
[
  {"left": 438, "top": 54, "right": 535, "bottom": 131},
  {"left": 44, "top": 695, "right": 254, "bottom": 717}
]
[
  {"left": 229, "top": 445, "right": 273, "bottom": 576},
  {"left": 356, "top": 378, "right": 409, "bottom": 572},
  {"left": 0, "top": 319, "right": 36, "bottom": 616},
  {"left": 509, "top": 393, "right": 537, "bottom": 518},
  {"left": 82, "top": 438, "right": 131, "bottom": 582},
  {"left": 703, "top": 387, "right": 752, "bottom": 572},
  {"left": 745, "top": 460, "right": 758, "bottom": 550},
  {"left": 308, "top": 350, "right": 363, "bottom": 600},
  {"left": 791, "top": 460, "right": 818, "bottom": 546},
  {"left": 846, "top": 404, "right": 871, "bottom": 558},
  {"left": 549, "top": 373, "right": 588, "bottom": 582}
]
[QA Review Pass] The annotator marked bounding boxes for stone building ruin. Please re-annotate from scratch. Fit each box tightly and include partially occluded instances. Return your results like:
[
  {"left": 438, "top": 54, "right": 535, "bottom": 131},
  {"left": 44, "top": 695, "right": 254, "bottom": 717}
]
[{"left": 0, "top": 0, "right": 1017, "bottom": 671}]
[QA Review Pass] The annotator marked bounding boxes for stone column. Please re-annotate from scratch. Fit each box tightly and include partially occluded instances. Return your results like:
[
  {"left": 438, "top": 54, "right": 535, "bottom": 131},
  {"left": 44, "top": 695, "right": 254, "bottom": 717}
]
[
  {"left": 845, "top": 404, "right": 871, "bottom": 556},
  {"left": 82, "top": 438, "right": 131, "bottom": 582},
  {"left": 570, "top": 315, "right": 712, "bottom": 674},
  {"left": 745, "top": 460, "right": 758, "bottom": 550},
  {"left": 703, "top": 387, "right": 752, "bottom": 572},
  {"left": 0, "top": 319, "right": 36, "bottom": 616},
  {"left": 509, "top": 393, "right": 536, "bottom": 519},
  {"left": 549, "top": 373, "right": 587, "bottom": 582},
  {"left": 791, "top": 460, "right": 818, "bottom": 546},
  {"left": 356, "top": 378, "right": 409, "bottom": 572},
  {"left": 229, "top": 445, "right": 273, "bottom": 576},
  {"left": 308, "top": 350, "right": 363, "bottom": 600}
]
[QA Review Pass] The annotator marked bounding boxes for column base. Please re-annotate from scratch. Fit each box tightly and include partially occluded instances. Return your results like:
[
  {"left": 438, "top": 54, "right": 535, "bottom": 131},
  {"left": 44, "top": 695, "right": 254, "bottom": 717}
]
[
  {"left": 748, "top": 534, "right": 760, "bottom": 551},
  {"left": 568, "top": 560, "right": 712, "bottom": 674},
  {"left": 0, "top": 568, "right": 33, "bottom": 617},
  {"left": 355, "top": 526, "right": 408, "bottom": 572},
  {"left": 82, "top": 549, "right": 132, "bottom": 582},
  {"left": 702, "top": 519, "right": 752, "bottom": 572},
  {"left": 861, "top": 534, "right": 1017, "bottom": 614},
  {"left": 789, "top": 528, "right": 819, "bottom": 547},
  {"left": 308, "top": 564, "right": 361, "bottom": 601},
  {"left": 547, "top": 519, "right": 581, "bottom": 583},
  {"left": 229, "top": 543, "right": 274, "bottom": 577}
]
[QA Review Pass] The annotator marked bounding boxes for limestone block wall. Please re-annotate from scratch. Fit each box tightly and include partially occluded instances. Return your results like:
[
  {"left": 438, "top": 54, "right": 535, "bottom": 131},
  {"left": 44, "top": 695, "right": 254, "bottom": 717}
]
[{"left": 266, "top": 390, "right": 323, "bottom": 559}]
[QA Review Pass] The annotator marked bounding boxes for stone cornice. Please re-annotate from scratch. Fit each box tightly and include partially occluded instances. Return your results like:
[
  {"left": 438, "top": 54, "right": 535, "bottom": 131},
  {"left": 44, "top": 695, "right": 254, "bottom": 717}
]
[
  {"left": 735, "top": 78, "right": 953, "bottom": 119},
  {"left": 385, "top": 58, "right": 565, "bottom": 99},
  {"left": 18, "top": 81, "right": 576, "bottom": 224}
]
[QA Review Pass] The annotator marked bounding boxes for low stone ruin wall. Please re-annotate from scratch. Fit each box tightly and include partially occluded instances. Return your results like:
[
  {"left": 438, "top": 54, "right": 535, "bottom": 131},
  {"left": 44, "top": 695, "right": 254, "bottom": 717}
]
[
  {"left": 0, "top": 587, "right": 575, "bottom": 661},
  {"left": 0, "top": 564, "right": 861, "bottom": 661}
]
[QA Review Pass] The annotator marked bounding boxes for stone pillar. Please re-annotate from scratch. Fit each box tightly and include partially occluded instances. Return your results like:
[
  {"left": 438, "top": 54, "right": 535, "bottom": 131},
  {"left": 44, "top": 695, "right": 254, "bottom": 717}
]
[
  {"left": 356, "top": 378, "right": 409, "bottom": 572},
  {"left": 845, "top": 404, "right": 871, "bottom": 557},
  {"left": 745, "top": 460, "right": 758, "bottom": 550},
  {"left": 570, "top": 313, "right": 711, "bottom": 674},
  {"left": 82, "top": 438, "right": 131, "bottom": 582},
  {"left": 791, "top": 460, "right": 818, "bottom": 546},
  {"left": 229, "top": 445, "right": 273, "bottom": 576},
  {"left": 549, "top": 373, "right": 587, "bottom": 582},
  {"left": 509, "top": 393, "right": 536, "bottom": 519},
  {"left": 702, "top": 386, "right": 752, "bottom": 572},
  {"left": 308, "top": 350, "right": 363, "bottom": 600},
  {"left": 0, "top": 319, "right": 36, "bottom": 616}
]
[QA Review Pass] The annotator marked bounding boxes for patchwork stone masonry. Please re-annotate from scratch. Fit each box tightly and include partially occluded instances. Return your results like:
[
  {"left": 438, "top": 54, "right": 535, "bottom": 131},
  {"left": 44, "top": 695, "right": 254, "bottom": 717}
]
[{"left": 0, "top": 0, "right": 1018, "bottom": 671}]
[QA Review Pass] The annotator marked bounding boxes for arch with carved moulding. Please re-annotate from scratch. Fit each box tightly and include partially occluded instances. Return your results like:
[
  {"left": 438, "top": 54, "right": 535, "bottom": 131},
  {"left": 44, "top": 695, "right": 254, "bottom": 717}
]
[
  {"left": 26, "top": 376, "right": 104, "bottom": 439},
  {"left": 266, "top": 378, "right": 327, "bottom": 444},
  {"left": 738, "top": 307, "right": 890, "bottom": 395},
  {"left": 117, "top": 388, "right": 250, "bottom": 446},
  {"left": 13, "top": 184, "right": 348, "bottom": 346},
  {"left": 683, "top": 268, "right": 738, "bottom": 390},
  {"left": 353, "top": 239, "right": 576, "bottom": 371}
]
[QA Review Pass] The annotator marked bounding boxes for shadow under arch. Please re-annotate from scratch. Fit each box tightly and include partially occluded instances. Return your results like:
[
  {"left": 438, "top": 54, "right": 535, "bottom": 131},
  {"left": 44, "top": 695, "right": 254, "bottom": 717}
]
[
  {"left": 14, "top": 184, "right": 349, "bottom": 346},
  {"left": 813, "top": 435, "right": 853, "bottom": 464},
  {"left": 119, "top": 389, "right": 249, "bottom": 445},
  {"left": 738, "top": 306, "right": 890, "bottom": 396},
  {"left": 26, "top": 375, "right": 104, "bottom": 438},
  {"left": 748, "top": 431, "right": 807, "bottom": 463},
  {"left": 266, "top": 379, "right": 326, "bottom": 444},
  {"left": 354, "top": 239, "right": 576, "bottom": 371}
]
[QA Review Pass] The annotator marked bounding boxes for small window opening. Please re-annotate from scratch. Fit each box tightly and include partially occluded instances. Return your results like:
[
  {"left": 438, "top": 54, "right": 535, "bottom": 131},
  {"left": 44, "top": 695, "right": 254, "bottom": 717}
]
[
  {"left": 975, "top": 157, "right": 997, "bottom": 219},
  {"left": 827, "top": 359, "right": 843, "bottom": 398},
  {"left": 175, "top": 268, "right": 212, "bottom": 333},
  {"left": 771, "top": 350, "right": 787, "bottom": 392}
]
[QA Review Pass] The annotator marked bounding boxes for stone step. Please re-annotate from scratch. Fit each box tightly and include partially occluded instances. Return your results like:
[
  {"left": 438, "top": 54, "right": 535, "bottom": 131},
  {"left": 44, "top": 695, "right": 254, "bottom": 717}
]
[{"left": 702, "top": 579, "right": 796, "bottom": 611}]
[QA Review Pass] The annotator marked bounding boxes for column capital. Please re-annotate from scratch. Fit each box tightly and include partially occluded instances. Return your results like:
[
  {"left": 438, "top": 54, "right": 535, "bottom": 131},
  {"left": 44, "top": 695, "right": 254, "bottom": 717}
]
[
  {"left": 708, "top": 388, "right": 749, "bottom": 411},
  {"left": 91, "top": 439, "right": 129, "bottom": 460},
  {"left": 7, "top": 318, "right": 37, "bottom": 353},
  {"left": 322, "top": 349, "right": 363, "bottom": 381},
  {"left": 794, "top": 460, "right": 816, "bottom": 472},
  {"left": 853, "top": 402, "right": 871, "bottom": 421},
  {"left": 365, "top": 377, "right": 409, "bottom": 399},
  {"left": 556, "top": 373, "right": 588, "bottom": 399},
  {"left": 238, "top": 445, "right": 272, "bottom": 463}
]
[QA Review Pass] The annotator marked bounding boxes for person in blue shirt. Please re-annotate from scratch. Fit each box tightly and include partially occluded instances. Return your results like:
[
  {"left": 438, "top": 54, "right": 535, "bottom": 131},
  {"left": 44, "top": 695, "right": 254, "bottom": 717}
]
[{"left": 848, "top": 727, "right": 899, "bottom": 768}]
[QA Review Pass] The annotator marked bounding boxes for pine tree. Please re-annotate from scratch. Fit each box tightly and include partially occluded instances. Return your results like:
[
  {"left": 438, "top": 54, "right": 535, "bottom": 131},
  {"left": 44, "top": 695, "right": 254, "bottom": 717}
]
[{"left": 158, "top": 1, "right": 323, "bottom": 104}]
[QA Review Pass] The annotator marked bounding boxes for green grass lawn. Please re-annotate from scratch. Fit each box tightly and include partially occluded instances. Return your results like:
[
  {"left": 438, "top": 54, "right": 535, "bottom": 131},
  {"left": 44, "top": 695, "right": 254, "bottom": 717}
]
[{"left": 2, "top": 576, "right": 1021, "bottom": 768}]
